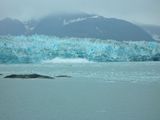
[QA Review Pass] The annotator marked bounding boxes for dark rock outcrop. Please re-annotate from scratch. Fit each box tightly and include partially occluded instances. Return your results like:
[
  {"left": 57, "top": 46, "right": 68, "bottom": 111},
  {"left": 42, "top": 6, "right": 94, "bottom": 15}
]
[
  {"left": 55, "top": 75, "right": 72, "bottom": 78},
  {"left": 4, "top": 74, "right": 54, "bottom": 79}
]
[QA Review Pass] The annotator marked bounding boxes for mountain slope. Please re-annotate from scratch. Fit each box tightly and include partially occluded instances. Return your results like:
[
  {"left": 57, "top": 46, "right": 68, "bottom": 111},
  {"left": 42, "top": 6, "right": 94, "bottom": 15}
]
[
  {"left": 33, "top": 13, "right": 154, "bottom": 41},
  {"left": 0, "top": 13, "right": 155, "bottom": 41},
  {"left": 139, "top": 24, "right": 160, "bottom": 41},
  {"left": 0, "top": 18, "right": 26, "bottom": 35}
]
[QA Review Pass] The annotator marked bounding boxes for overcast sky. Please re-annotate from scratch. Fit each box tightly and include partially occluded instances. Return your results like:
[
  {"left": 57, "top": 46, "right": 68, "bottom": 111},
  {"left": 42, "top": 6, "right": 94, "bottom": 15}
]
[{"left": 0, "top": 0, "right": 160, "bottom": 25}]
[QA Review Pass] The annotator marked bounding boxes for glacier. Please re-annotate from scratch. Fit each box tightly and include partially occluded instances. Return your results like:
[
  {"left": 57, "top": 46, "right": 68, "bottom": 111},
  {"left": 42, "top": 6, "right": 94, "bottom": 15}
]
[{"left": 0, "top": 35, "right": 160, "bottom": 64}]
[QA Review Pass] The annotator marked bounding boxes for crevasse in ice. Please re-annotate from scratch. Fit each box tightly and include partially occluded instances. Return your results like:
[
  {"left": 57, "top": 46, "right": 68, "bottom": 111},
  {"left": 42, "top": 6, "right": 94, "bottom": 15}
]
[{"left": 0, "top": 35, "right": 160, "bottom": 63}]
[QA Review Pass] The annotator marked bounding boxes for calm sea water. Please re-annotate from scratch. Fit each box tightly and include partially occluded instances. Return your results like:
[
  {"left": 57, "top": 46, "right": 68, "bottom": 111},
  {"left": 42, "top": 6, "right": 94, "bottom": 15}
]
[{"left": 0, "top": 62, "right": 160, "bottom": 120}]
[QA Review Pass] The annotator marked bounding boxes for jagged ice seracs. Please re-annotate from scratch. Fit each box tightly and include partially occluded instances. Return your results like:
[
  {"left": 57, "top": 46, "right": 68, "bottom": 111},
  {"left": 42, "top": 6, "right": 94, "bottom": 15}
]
[{"left": 0, "top": 35, "right": 160, "bottom": 63}]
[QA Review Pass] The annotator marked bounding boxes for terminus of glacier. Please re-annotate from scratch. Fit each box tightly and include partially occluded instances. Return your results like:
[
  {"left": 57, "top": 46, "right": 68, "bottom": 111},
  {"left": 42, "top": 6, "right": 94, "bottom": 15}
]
[{"left": 0, "top": 35, "right": 160, "bottom": 63}]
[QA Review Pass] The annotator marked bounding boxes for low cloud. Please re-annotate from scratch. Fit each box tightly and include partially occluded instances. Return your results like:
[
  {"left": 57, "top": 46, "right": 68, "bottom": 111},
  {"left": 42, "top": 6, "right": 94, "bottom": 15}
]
[{"left": 0, "top": 0, "right": 160, "bottom": 25}]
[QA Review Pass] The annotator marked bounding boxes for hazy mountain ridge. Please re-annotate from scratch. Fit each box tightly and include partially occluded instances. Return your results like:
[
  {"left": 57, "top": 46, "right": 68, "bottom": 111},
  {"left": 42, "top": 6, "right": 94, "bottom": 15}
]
[
  {"left": 139, "top": 25, "right": 160, "bottom": 41},
  {"left": 0, "top": 18, "right": 26, "bottom": 35},
  {"left": 0, "top": 13, "right": 155, "bottom": 41}
]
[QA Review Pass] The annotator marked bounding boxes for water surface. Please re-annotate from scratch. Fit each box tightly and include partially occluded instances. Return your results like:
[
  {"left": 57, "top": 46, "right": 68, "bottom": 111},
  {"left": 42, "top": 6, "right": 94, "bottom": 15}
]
[{"left": 0, "top": 62, "right": 160, "bottom": 120}]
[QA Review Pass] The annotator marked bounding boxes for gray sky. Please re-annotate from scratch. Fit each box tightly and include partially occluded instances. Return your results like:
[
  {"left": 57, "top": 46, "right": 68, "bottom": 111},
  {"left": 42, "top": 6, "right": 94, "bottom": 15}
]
[{"left": 0, "top": 0, "right": 160, "bottom": 25}]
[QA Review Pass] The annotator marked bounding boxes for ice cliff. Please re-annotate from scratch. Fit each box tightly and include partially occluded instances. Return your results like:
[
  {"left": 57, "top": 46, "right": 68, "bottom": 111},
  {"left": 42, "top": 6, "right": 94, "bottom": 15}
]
[{"left": 0, "top": 35, "right": 160, "bottom": 63}]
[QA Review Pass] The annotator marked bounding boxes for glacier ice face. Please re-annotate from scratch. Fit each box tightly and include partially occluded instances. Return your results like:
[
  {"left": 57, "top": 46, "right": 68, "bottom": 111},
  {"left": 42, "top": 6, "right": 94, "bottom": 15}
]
[{"left": 0, "top": 35, "right": 160, "bottom": 64}]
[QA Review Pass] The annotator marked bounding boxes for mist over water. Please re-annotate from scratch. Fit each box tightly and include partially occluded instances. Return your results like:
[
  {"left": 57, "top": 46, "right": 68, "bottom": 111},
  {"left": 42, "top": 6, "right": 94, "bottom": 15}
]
[{"left": 1, "top": 0, "right": 160, "bottom": 25}]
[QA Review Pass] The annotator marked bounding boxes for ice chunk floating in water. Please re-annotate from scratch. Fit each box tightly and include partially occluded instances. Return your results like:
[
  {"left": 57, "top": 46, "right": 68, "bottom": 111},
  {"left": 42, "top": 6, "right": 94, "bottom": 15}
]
[
  {"left": 42, "top": 57, "right": 91, "bottom": 63},
  {"left": 0, "top": 35, "right": 160, "bottom": 63}
]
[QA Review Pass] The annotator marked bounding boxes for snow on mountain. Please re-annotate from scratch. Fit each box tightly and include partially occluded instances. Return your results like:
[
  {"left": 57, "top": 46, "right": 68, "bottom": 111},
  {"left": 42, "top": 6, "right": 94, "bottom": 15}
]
[
  {"left": 0, "top": 13, "right": 155, "bottom": 41},
  {"left": 63, "top": 15, "right": 99, "bottom": 25}
]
